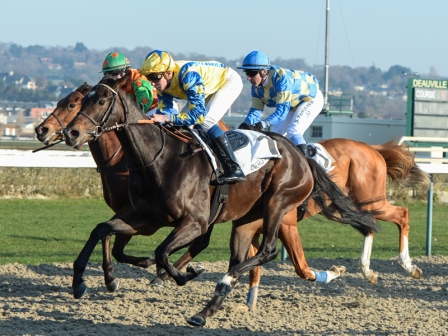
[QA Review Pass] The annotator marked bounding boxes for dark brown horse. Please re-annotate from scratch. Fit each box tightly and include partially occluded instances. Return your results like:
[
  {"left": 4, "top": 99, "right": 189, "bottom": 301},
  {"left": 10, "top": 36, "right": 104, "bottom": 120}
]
[
  {"left": 34, "top": 84, "right": 344, "bottom": 302},
  {"left": 63, "top": 76, "right": 379, "bottom": 326},
  {"left": 35, "top": 84, "right": 303, "bottom": 292}
]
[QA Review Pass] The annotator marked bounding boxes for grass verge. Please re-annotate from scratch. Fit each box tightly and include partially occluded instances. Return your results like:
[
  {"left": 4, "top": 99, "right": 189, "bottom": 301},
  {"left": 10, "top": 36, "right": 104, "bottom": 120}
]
[{"left": 0, "top": 199, "right": 447, "bottom": 266}]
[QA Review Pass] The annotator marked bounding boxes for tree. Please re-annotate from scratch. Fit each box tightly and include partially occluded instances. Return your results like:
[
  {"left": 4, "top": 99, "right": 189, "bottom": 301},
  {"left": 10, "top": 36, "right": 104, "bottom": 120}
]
[
  {"left": 383, "top": 65, "right": 411, "bottom": 81},
  {"left": 9, "top": 44, "right": 23, "bottom": 57},
  {"left": 74, "top": 42, "right": 88, "bottom": 53}
]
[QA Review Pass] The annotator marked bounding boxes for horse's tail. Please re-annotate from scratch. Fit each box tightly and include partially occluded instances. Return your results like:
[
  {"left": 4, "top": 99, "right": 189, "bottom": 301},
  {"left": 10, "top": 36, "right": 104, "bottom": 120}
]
[
  {"left": 372, "top": 140, "right": 430, "bottom": 187},
  {"left": 307, "top": 158, "right": 381, "bottom": 236}
]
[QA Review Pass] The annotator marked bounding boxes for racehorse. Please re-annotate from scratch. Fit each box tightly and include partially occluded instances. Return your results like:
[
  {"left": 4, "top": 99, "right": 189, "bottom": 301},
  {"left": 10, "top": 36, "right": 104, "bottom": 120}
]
[
  {"left": 244, "top": 138, "right": 430, "bottom": 310},
  {"left": 63, "top": 75, "right": 379, "bottom": 326},
  {"left": 35, "top": 84, "right": 342, "bottom": 294},
  {"left": 35, "top": 82, "right": 429, "bottom": 313}
]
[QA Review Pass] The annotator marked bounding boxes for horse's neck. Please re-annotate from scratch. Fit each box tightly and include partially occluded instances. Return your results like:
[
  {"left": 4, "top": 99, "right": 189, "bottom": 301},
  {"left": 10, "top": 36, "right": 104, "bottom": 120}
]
[
  {"left": 88, "top": 132, "right": 124, "bottom": 168},
  {"left": 113, "top": 90, "right": 178, "bottom": 170}
]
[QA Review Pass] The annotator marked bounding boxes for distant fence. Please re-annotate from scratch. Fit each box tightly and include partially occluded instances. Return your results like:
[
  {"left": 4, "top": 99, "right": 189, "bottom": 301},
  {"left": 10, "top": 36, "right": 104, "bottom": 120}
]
[{"left": 0, "top": 149, "right": 96, "bottom": 168}]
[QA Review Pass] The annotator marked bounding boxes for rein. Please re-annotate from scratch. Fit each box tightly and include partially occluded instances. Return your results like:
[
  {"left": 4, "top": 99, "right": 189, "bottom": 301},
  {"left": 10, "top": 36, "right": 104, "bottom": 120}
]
[
  {"left": 96, "top": 145, "right": 123, "bottom": 173},
  {"left": 77, "top": 83, "right": 204, "bottom": 169}
]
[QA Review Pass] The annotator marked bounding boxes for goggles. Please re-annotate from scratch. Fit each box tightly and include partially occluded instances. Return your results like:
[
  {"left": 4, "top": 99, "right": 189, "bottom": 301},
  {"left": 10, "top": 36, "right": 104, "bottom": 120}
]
[
  {"left": 106, "top": 68, "right": 129, "bottom": 78},
  {"left": 244, "top": 69, "right": 260, "bottom": 77},
  {"left": 146, "top": 73, "right": 164, "bottom": 82}
]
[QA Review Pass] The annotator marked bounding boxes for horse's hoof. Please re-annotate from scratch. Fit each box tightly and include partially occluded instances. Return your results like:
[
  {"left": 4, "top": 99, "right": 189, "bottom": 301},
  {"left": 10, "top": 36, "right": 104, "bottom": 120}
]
[
  {"left": 106, "top": 278, "right": 119, "bottom": 293},
  {"left": 330, "top": 265, "right": 346, "bottom": 276},
  {"left": 150, "top": 277, "right": 165, "bottom": 287},
  {"left": 366, "top": 271, "right": 378, "bottom": 285},
  {"left": 411, "top": 266, "right": 423, "bottom": 279},
  {"left": 73, "top": 282, "right": 87, "bottom": 299},
  {"left": 236, "top": 304, "right": 250, "bottom": 312},
  {"left": 214, "top": 282, "right": 231, "bottom": 296},
  {"left": 186, "top": 264, "right": 206, "bottom": 278},
  {"left": 186, "top": 314, "right": 206, "bottom": 327}
]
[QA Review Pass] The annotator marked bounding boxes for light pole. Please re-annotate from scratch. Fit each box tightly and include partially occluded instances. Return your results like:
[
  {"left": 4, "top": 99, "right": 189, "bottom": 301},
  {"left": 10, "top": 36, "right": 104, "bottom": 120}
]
[{"left": 323, "top": 0, "right": 330, "bottom": 113}]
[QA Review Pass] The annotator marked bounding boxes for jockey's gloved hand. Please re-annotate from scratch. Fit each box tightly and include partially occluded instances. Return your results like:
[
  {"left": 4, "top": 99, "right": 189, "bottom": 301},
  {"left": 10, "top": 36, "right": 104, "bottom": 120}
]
[
  {"left": 254, "top": 121, "right": 266, "bottom": 131},
  {"left": 238, "top": 123, "right": 256, "bottom": 131}
]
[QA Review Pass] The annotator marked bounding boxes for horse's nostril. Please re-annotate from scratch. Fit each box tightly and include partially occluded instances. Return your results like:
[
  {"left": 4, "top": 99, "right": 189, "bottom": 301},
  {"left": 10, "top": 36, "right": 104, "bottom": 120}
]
[
  {"left": 39, "top": 127, "right": 48, "bottom": 135},
  {"left": 69, "top": 130, "right": 80, "bottom": 138}
]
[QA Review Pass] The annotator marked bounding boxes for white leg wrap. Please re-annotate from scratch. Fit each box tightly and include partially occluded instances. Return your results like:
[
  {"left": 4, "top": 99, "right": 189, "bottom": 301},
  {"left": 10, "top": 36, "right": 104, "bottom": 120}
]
[
  {"left": 398, "top": 236, "right": 414, "bottom": 274},
  {"left": 359, "top": 235, "right": 374, "bottom": 279}
]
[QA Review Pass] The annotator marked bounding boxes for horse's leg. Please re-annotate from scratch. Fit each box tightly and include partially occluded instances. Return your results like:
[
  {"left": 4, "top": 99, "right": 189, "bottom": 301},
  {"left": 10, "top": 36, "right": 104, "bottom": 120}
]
[
  {"left": 358, "top": 232, "right": 378, "bottom": 284},
  {"left": 153, "top": 214, "right": 208, "bottom": 286},
  {"left": 281, "top": 209, "right": 346, "bottom": 283},
  {"left": 101, "top": 234, "right": 119, "bottom": 293},
  {"left": 376, "top": 203, "right": 422, "bottom": 279},
  {"left": 72, "top": 215, "right": 150, "bottom": 299},
  {"left": 238, "top": 232, "right": 261, "bottom": 312},
  {"left": 188, "top": 192, "right": 302, "bottom": 326},
  {"left": 112, "top": 234, "right": 154, "bottom": 268},
  {"left": 150, "top": 225, "right": 215, "bottom": 286},
  {"left": 187, "top": 220, "right": 254, "bottom": 326}
]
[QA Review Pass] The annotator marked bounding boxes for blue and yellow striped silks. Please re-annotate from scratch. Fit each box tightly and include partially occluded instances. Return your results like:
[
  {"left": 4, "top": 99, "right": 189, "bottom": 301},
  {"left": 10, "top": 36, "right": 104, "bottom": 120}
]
[
  {"left": 156, "top": 61, "right": 228, "bottom": 126},
  {"left": 244, "top": 66, "right": 319, "bottom": 126}
]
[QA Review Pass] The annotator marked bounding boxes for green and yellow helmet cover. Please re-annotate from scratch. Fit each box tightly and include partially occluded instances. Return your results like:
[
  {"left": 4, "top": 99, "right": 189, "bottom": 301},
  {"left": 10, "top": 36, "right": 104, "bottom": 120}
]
[{"left": 102, "top": 52, "right": 131, "bottom": 73}]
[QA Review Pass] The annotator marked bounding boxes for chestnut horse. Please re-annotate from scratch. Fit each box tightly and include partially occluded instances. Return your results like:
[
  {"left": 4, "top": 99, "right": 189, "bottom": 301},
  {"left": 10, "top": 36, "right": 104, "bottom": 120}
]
[
  {"left": 244, "top": 138, "right": 429, "bottom": 310},
  {"left": 63, "top": 76, "right": 379, "bottom": 326}
]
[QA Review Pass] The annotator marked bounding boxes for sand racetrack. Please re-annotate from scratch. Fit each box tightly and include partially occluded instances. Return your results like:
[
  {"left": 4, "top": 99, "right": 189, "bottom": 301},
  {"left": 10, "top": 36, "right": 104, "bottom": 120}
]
[{"left": 1, "top": 256, "right": 448, "bottom": 335}]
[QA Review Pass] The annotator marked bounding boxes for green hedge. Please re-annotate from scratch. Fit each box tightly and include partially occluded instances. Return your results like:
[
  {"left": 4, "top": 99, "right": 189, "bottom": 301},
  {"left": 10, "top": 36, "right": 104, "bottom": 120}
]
[
  {"left": 0, "top": 166, "right": 445, "bottom": 201},
  {"left": 0, "top": 167, "right": 103, "bottom": 198}
]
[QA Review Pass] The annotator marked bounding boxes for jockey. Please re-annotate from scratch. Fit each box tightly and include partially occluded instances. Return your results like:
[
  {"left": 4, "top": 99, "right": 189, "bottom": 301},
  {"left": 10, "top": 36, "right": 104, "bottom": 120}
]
[
  {"left": 101, "top": 52, "right": 158, "bottom": 116},
  {"left": 139, "top": 50, "right": 246, "bottom": 184},
  {"left": 237, "top": 50, "right": 323, "bottom": 158}
]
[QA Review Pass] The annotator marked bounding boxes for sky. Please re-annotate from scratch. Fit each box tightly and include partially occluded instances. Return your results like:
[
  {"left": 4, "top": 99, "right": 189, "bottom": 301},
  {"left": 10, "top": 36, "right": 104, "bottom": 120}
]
[{"left": 1, "top": 0, "right": 447, "bottom": 77}]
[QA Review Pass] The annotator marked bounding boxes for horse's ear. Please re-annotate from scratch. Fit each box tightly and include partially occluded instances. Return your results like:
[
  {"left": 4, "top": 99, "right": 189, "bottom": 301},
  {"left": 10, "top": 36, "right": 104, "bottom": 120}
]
[{"left": 77, "top": 82, "right": 92, "bottom": 95}]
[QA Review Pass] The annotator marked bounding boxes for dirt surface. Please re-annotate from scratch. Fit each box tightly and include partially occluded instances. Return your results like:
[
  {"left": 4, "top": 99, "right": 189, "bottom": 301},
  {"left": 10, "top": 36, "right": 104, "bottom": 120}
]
[{"left": 1, "top": 256, "right": 448, "bottom": 335}]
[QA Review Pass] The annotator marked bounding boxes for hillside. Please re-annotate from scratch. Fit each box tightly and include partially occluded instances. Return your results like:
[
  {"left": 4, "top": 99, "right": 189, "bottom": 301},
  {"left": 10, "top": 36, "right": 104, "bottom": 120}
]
[{"left": 0, "top": 42, "right": 441, "bottom": 119}]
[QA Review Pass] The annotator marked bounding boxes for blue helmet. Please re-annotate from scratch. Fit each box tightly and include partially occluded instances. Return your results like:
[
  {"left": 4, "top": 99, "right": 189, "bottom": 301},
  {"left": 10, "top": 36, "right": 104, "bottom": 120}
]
[{"left": 237, "top": 51, "right": 271, "bottom": 70}]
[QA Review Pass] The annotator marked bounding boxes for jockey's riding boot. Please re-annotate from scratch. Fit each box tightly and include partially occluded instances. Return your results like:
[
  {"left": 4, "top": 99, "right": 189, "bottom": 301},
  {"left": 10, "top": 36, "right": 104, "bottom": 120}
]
[
  {"left": 297, "top": 143, "right": 310, "bottom": 158},
  {"left": 213, "top": 134, "right": 246, "bottom": 183}
]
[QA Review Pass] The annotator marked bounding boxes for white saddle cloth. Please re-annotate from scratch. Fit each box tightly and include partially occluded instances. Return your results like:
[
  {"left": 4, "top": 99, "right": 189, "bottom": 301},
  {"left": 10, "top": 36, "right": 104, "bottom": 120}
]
[
  {"left": 191, "top": 129, "right": 282, "bottom": 176},
  {"left": 308, "top": 143, "right": 335, "bottom": 172}
]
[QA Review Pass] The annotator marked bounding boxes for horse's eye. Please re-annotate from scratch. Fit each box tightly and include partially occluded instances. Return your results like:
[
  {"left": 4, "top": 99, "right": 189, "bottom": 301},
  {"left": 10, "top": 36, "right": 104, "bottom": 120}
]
[
  {"left": 69, "top": 103, "right": 76, "bottom": 108},
  {"left": 99, "top": 100, "right": 105, "bottom": 106}
]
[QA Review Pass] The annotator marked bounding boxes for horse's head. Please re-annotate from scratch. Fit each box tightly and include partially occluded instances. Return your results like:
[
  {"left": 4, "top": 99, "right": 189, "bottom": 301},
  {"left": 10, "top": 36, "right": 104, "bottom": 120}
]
[
  {"left": 35, "top": 83, "right": 91, "bottom": 145},
  {"left": 64, "top": 76, "right": 129, "bottom": 150}
]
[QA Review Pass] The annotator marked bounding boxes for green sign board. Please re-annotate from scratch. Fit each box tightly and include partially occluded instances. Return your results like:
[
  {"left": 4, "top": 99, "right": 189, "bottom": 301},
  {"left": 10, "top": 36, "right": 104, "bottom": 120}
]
[{"left": 406, "top": 78, "right": 448, "bottom": 138}]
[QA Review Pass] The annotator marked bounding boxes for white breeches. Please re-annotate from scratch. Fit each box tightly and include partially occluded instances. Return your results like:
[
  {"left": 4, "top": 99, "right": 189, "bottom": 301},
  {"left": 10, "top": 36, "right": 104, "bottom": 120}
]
[
  {"left": 271, "top": 89, "right": 323, "bottom": 145},
  {"left": 181, "top": 67, "right": 243, "bottom": 132}
]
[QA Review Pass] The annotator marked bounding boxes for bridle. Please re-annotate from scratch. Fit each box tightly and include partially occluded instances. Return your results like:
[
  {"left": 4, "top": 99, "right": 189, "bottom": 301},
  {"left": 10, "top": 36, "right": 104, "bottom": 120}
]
[
  {"left": 33, "top": 90, "right": 86, "bottom": 153},
  {"left": 76, "top": 83, "right": 127, "bottom": 141}
]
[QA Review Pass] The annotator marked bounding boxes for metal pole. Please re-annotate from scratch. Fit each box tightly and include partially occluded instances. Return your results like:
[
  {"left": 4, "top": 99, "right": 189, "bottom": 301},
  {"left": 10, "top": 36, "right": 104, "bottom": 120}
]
[
  {"left": 323, "top": 0, "right": 330, "bottom": 111},
  {"left": 426, "top": 174, "right": 434, "bottom": 256}
]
